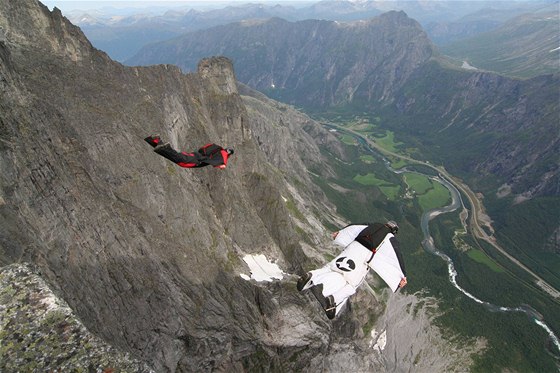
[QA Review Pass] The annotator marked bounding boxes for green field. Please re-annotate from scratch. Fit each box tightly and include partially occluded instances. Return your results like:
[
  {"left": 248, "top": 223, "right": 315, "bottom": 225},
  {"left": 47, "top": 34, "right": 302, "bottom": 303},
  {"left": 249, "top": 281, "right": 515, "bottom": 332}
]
[
  {"left": 353, "top": 173, "right": 401, "bottom": 199},
  {"left": 373, "top": 130, "right": 402, "bottom": 153},
  {"left": 467, "top": 249, "right": 505, "bottom": 273},
  {"left": 340, "top": 134, "right": 357, "bottom": 145},
  {"left": 385, "top": 155, "right": 409, "bottom": 170},
  {"left": 404, "top": 173, "right": 452, "bottom": 211},
  {"left": 360, "top": 154, "right": 375, "bottom": 164},
  {"left": 418, "top": 180, "right": 451, "bottom": 211},
  {"left": 404, "top": 173, "right": 432, "bottom": 194}
]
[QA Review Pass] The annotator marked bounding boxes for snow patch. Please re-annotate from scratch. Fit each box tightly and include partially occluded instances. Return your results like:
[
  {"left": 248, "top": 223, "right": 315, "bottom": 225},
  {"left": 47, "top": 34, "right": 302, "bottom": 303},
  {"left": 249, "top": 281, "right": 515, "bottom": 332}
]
[
  {"left": 461, "top": 61, "right": 478, "bottom": 70},
  {"left": 369, "top": 329, "right": 387, "bottom": 351},
  {"left": 241, "top": 254, "right": 285, "bottom": 282}
]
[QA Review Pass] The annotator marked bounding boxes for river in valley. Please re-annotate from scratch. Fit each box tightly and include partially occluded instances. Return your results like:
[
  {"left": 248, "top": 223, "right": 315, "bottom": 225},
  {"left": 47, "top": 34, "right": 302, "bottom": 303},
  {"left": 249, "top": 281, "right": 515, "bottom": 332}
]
[{"left": 341, "top": 126, "right": 560, "bottom": 358}]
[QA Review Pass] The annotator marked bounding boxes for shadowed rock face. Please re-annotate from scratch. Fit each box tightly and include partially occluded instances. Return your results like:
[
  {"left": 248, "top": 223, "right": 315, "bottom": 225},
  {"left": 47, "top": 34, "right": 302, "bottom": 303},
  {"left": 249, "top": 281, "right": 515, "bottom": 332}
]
[
  {"left": 0, "top": 0, "right": 330, "bottom": 370},
  {"left": 0, "top": 1, "right": 480, "bottom": 372},
  {"left": 0, "top": 1, "right": 360, "bottom": 371}
]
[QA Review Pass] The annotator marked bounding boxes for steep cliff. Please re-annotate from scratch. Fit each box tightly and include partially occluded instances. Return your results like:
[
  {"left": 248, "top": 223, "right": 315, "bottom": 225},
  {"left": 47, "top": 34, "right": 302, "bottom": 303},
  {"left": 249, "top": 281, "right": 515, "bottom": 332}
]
[
  {"left": 0, "top": 1, "right": 337, "bottom": 370},
  {"left": 0, "top": 1, "right": 481, "bottom": 371}
]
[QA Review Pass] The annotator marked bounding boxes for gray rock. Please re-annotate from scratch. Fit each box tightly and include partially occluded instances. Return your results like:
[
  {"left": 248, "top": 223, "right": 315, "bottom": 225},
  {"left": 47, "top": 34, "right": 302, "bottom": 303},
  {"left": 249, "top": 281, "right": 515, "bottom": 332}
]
[
  {"left": 0, "top": 263, "right": 155, "bottom": 372},
  {"left": 0, "top": 1, "right": 477, "bottom": 372}
]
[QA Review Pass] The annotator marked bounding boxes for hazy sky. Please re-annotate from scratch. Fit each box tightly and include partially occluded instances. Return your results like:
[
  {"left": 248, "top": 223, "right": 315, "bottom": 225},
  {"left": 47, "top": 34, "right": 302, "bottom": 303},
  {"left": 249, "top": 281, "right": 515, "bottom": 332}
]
[
  {"left": 43, "top": 0, "right": 533, "bottom": 13},
  {"left": 43, "top": 0, "right": 307, "bottom": 11}
]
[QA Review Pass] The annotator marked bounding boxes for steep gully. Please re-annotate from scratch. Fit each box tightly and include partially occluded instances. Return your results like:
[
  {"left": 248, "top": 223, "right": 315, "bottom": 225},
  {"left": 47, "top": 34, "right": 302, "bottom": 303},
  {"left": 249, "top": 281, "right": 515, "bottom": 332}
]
[{"left": 325, "top": 124, "right": 560, "bottom": 356}]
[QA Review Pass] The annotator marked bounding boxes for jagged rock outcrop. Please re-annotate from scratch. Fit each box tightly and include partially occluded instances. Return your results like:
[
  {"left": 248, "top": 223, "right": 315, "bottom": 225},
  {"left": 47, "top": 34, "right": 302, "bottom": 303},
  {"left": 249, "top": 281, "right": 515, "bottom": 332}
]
[
  {"left": 1, "top": 263, "right": 154, "bottom": 372},
  {"left": 0, "top": 1, "right": 479, "bottom": 371},
  {"left": 238, "top": 82, "right": 345, "bottom": 179}
]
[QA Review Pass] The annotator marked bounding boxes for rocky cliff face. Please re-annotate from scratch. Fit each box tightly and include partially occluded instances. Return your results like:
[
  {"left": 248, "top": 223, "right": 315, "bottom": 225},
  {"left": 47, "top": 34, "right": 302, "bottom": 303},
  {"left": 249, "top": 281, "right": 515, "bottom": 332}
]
[
  {"left": 0, "top": 1, "right": 334, "bottom": 370},
  {"left": 0, "top": 1, "right": 478, "bottom": 371},
  {"left": 0, "top": 263, "right": 154, "bottom": 372}
]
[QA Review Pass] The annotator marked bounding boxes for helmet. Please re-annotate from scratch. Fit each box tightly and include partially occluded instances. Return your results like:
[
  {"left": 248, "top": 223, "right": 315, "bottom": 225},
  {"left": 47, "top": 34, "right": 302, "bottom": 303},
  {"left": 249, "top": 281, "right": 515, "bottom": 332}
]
[
  {"left": 226, "top": 148, "right": 234, "bottom": 155},
  {"left": 386, "top": 220, "right": 399, "bottom": 234}
]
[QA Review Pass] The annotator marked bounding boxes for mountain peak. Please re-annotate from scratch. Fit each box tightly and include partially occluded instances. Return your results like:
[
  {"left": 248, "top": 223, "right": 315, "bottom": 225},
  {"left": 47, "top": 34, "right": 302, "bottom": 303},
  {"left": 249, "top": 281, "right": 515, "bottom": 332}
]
[
  {"left": 198, "top": 56, "right": 238, "bottom": 95},
  {"left": 0, "top": 0, "right": 99, "bottom": 62}
]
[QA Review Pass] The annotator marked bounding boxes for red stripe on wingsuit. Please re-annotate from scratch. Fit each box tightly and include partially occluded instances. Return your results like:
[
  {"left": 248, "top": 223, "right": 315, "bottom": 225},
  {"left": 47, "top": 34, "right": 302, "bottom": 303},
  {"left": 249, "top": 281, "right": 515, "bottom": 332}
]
[
  {"left": 213, "top": 150, "right": 228, "bottom": 168},
  {"left": 177, "top": 162, "right": 197, "bottom": 168}
]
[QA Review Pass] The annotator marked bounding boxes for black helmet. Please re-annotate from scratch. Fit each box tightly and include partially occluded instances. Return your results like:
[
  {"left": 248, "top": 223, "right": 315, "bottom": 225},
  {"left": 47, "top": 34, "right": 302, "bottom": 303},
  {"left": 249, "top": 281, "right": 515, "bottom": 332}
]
[
  {"left": 226, "top": 148, "right": 234, "bottom": 155},
  {"left": 386, "top": 220, "right": 399, "bottom": 234}
]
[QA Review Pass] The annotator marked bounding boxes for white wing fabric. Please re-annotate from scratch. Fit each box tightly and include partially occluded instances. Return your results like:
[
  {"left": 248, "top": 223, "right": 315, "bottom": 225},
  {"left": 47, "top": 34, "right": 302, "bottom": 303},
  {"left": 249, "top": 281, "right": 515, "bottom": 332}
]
[
  {"left": 369, "top": 234, "right": 405, "bottom": 292},
  {"left": 333, "top": 225, "right": 368, "bottom": 247}
]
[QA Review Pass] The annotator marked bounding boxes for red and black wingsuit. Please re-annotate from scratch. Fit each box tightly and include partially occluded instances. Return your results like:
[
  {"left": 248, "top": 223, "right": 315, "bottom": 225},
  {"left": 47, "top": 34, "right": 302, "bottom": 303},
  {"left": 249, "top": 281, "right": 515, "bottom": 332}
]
[{"left": 145, "top": 135, "right": 234, "bottom": 169}]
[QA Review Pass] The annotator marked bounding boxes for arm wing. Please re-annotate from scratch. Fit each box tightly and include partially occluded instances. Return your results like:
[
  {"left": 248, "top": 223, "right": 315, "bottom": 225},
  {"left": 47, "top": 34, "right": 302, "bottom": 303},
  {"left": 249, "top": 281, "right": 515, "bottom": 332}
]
[{"left": 369, "top": 235, "right": 406, "bottom": 292}]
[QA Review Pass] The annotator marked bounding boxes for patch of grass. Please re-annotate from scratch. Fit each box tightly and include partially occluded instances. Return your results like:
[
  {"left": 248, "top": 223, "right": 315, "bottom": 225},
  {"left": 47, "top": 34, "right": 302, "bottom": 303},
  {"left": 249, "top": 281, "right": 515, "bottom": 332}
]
[
  {"left": 285, "top": 198, "right": 306, "bottom": 222},
  {"left": 403, "top": 173, "right": 451, "bottom": 211},
  {"left": 353, "top": 173, "right": 401, "bottom": 200},
  {"left": 372, "top": 130, "right": 402, "bottom": 153},
  {"left": 340, "top": 134, "right": 356, "bottom": 145},
  {"left": 347, "top": 121, "right": 376, "bottom": 134},
  {"left": 467, "top": 249, "right": 505, "bottom": 273},
  {"left": 404, "top": 173, "right": 433, "bottom": 195},
  {"left": 390, "top": 158, "right": 409, "bottom": 169},
  {"left": 417, "top": 181, "right": 451, "bottom": 211},
  {"left": 166, "top": 163, "right": 177, "bottom": 175},
  {"left": 360, "top": 154, "right": 376, "bottom": 164}
]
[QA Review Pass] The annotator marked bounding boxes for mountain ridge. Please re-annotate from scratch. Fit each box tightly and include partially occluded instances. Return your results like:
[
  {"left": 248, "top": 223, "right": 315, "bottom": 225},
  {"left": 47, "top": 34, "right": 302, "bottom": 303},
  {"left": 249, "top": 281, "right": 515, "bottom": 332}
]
[
  {"left": 128, "top": 11, "right": 435, "bottom": 108},
  {"left": 441, "top": 10, "right": 560, "bottom": 78},
  {"left": 71, "top": 0, "right": 552, "bottom": 62}
]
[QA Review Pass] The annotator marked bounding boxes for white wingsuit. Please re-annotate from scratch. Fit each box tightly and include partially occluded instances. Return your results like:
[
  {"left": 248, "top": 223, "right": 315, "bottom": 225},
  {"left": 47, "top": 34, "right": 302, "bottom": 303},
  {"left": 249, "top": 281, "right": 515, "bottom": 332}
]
[{"left": 301, "top": 224, "right": 406, "bottom": 317}]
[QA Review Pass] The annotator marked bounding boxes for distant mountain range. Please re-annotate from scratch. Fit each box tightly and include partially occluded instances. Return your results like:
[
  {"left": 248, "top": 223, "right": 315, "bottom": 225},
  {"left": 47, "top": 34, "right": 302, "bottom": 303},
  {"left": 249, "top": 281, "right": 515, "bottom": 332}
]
[
  {"left": 441, "top": 10, "right": 560, "bottom": 78},
  {"left": 69, "top": 0, "right": 553, "bottom": 61},
  {"left": 129, "top": 13, "right": 435, "bottom": 108},
  {"left": 424, "top": 1, "right": 558, "bottom": 45}
]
